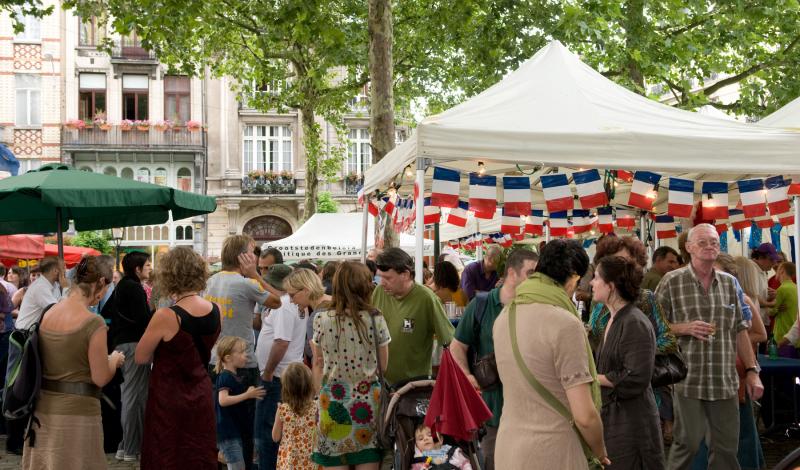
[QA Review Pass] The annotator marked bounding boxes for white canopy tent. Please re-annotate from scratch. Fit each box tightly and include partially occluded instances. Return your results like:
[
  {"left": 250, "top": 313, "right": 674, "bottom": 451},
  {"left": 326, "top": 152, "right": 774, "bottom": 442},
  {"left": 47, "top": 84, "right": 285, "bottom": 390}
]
[
  {"left": 363, "top": 40, "right": 800, "bottom": 282},
  {"left": 760, "top": 96, "right": 800, "bottom": 129},
  {"left": 263, "top": 213, "right": 432, "bottom": 261}
]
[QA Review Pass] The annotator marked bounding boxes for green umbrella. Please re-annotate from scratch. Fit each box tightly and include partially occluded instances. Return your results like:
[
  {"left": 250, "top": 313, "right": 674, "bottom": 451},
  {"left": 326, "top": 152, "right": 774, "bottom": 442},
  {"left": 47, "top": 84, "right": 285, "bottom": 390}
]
[{"left": 0, "top": 163, "right": 217, "bottom": 259}]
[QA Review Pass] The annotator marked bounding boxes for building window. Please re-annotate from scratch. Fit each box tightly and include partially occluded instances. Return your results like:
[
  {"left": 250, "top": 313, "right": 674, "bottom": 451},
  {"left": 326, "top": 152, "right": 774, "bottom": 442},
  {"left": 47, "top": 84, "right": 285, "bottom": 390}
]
[
  {"left": 15, "top": 74, "right": 41, "bottom": 127},
  {"left": 185, "top": 226, "right": 193, "bottom": 239},
  {"left": 177, "top": 167, "right": 192, "bottom": 191},
  {"left": 79, "top": 73, "right": 106, "bottom": 120},
  {"left": 17, "top": 159, "right": 41, "bottom": 174},
  {"left": 242, "top": 125, "right": 293, "bottom": 174},
  {"left": 103, "top": 167, "right": 116, "bottom": 177},
  {"left": 122, "top": 75, "right": 149, "bottom": 120},
  {"left": 164, "top": 76, "right": 190, "bottom": 123},
  {"left": 347, "top": 128, "right": 371, "bottom": 174},
  {"left": 136, "top": 168, "right": 150, "bottom": 183},
  {"left": 78, "top": 16, "right": 105, "bottom": 46},
  {"left": 121, "top": 30, "right": 147, "bottom": 58},
  {"left": 153, "top": 168, "right": 167, "bottom": 186},
  {"left": 14, "top": 13, "right": 40, "bottom": 41},
  {"left": 121, "top": 167, "right": 134, "bottom": 179},
  {"left": 79, "top": 166, "right": 93, "bottom": 172},
  {"left": 175, "top": 226, "right": 184, "bottom": 240}
]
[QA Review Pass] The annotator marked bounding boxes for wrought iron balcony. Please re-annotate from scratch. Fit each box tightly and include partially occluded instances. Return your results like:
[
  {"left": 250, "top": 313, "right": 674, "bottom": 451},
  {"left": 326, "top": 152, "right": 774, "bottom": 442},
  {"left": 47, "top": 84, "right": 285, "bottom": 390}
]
[
  {"left": 61, "top": 126, "right": 205, "bottom": 150},
  {"left": 241, "top": 174, "right": 297, "bottom": 195}
]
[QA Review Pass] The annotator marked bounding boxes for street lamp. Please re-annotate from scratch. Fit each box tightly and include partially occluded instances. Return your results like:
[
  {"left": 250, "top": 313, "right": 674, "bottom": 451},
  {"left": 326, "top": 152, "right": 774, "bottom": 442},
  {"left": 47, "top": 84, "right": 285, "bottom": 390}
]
[{"left": 111, "top": 227, "right": 124, "bottom": 271}]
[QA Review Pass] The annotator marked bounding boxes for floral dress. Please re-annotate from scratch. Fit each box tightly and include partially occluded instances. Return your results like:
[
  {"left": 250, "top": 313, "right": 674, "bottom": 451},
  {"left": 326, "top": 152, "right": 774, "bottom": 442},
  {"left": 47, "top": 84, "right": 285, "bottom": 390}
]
[
  {"left": 311, "top": 309, "right": 391, "bottom": 466},
  {"left": 277, "top": 402, "right": 319, "bottom": 470}
]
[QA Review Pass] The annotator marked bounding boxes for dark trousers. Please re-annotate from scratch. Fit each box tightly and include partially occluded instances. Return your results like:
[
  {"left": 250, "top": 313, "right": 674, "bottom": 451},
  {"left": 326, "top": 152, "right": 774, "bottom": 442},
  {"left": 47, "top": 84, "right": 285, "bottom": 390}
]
[{"left": 255, "top": 376, "right": 282, "bottom": 470}]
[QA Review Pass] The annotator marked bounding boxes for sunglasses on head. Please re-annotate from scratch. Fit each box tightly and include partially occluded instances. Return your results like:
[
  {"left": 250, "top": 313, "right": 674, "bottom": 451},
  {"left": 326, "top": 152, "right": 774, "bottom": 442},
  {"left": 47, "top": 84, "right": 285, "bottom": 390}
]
[{"left": 376, "top": 264, "right": 411, "bottom": 274}]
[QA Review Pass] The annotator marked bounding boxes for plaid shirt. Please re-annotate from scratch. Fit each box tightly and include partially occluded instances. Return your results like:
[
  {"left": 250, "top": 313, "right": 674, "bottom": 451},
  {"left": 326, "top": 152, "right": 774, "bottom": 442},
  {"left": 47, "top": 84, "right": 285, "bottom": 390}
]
[{"left": 655, "top": 264, "right": 748, "bottom": 401}]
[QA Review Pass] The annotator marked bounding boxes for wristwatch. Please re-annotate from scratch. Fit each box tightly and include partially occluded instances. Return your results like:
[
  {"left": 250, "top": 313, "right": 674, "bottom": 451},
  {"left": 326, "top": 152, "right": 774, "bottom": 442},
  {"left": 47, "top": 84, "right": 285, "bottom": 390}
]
[{"left": 745, "top": 365, "right": 760, "bottom": 375}]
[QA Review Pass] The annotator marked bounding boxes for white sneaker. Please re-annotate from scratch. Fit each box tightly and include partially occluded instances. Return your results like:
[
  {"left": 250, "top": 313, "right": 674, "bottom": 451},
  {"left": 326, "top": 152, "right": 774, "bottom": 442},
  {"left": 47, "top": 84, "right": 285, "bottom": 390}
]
[
  {"left": 123, "top": 454, "right": 138, "bottom": 462},
  {"left": 115, "top": 449, "right": 125, "bottom": 461}
]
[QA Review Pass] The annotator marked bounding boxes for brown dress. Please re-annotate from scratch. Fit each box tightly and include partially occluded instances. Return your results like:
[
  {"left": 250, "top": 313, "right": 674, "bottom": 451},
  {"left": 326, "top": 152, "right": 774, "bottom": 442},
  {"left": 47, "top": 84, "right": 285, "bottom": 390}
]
[
  {"left": 23, "top": 315, "right": 107, "bottom": 470},
  {"left": 493, "top": 303, "right": 594, "bottom": 470}
]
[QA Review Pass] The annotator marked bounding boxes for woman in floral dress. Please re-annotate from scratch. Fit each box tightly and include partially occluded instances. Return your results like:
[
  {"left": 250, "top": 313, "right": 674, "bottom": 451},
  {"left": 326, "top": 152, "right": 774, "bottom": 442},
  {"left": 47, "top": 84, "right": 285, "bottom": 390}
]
[{"left": 310, "top": 261, "right": 390, "bottom": 469}]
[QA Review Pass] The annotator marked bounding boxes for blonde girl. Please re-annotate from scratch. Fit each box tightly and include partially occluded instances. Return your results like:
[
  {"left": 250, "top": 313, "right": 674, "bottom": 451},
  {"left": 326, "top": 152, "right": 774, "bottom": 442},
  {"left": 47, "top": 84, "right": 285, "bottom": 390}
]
[{"left": 272, "top": 363, "right": 317, "bottom": 470}]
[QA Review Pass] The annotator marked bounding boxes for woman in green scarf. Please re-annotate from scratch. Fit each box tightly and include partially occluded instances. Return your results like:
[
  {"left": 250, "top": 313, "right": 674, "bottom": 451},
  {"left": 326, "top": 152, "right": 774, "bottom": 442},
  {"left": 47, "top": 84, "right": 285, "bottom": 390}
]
[{"left": 494, "top": 239, "right": 609, "bottom": 470}]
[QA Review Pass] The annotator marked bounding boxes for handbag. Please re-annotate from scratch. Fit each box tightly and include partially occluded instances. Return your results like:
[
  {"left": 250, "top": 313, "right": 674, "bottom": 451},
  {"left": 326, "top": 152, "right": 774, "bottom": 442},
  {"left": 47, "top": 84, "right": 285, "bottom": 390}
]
[
  {"left": 651, "top": 348, "right": 688, "bottom": 388},
  {"left": 508, "top": 303, "right": 605, "bottom": 470},
  {"left": 470, "top": 293, "right": 500, "bottom": 390},
  {"left": 369, "top": 310, "right": 393, "bottom": 449}
]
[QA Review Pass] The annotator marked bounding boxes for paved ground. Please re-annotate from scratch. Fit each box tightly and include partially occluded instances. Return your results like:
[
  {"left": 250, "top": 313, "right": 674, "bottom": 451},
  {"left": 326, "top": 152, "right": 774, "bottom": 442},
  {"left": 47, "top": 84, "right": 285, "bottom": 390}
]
[{"left": 0, "top": 439, "right": 139, "bottom": 469}]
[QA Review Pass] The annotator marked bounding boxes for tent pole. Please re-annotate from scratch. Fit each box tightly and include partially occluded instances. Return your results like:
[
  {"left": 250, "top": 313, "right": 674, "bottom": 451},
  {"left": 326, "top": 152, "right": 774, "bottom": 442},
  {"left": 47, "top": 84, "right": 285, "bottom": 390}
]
[
  {"left": 56, "top": 207, "right": 64, "bottom": 262},
  {"left": 794, "top": 196, "right": 800, "bottom": 310},
  {"left": 545, "top": 224, "right": 551, "bottom": 243},
  {"left": 414, "top": 157, "right": 425, "bottom": 283},
  {"left": 361, "top": 197, "right": 369, "bottom": 263},
  {"left": 433, "top": 222, "right": 440, "bottom": 264}
]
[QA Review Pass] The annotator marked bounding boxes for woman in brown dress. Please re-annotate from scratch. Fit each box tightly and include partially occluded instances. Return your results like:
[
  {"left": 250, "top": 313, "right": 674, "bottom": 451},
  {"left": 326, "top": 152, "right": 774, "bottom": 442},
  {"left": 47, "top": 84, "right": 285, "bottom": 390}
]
[
  {"left": 592, "top": 256, "right": 664, "bottom": 470},
  {"left": 136, "top": 247, "right": 221, "bottom": 470},
  {"left": 23, "top": 256, "right": 125, "bottom": 470}
]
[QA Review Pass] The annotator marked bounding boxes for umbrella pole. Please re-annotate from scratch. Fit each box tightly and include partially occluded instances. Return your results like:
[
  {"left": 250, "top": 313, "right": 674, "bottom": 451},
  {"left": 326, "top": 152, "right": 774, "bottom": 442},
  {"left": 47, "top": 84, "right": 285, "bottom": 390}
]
[
  {"left": 794, "top": 196, "right": 799, "bottom": 311},
  {"left": 361, "top": 197, "right": 369, "bottom": 263},
  {"left": 414, "top": 157, "right": 426, "bottom": 283},
  {"left": 56, "top": 207, "right": 64, "bottom": 262}
]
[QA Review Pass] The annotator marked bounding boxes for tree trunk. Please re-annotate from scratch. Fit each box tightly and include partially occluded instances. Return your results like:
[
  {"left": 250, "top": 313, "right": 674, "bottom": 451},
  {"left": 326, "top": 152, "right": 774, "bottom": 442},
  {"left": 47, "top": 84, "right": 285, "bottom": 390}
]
[
  {"left": 301, "top": 107, "right": 320, "bottom": 221},
  {"left": 623, "top": 0, "right": 646, "bottom": 93}
]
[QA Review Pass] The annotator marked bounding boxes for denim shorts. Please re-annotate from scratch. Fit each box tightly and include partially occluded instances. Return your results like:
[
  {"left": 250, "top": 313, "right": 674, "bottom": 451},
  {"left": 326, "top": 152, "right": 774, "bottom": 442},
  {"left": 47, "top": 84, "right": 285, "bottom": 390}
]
[{"left": 218, "top": 438, "right": 244, "bottom": 464}]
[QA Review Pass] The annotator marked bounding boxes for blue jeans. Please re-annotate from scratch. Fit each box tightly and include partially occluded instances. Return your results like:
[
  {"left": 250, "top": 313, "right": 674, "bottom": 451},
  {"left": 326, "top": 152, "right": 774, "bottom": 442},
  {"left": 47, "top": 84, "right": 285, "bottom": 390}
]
[{"left": 254, "top": 376, "right": 281, "bottom": 470}]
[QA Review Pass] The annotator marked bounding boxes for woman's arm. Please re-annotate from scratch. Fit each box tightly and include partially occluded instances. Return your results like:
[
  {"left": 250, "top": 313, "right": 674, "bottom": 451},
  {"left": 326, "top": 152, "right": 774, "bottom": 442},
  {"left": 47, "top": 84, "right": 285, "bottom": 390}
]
[
  {"left": 378, "top": 344, "right": 389, "bottom": 374},
  {"left": 744, "top": 295, "right": 767, "bottom": 344},
  {"left": 565, "top": 383, "right": 608, "bottom": 463},
  {"left": 603, "top": 315, "right": 656, "bottom": 399},
  {"left": 311, "top": 341, "right": 324, "bottom": 393},
  {"left": 88, "top": 325, "right": 123, "bottom": 387},
  {"left": 271, "top": 409, "right": 284, "bottom": 442},
  {"left": 11, "top": 288, "right": 24, "bottom": 308},
  {"left": 135, "top": 308, "right": 177, "bottom": 364}
]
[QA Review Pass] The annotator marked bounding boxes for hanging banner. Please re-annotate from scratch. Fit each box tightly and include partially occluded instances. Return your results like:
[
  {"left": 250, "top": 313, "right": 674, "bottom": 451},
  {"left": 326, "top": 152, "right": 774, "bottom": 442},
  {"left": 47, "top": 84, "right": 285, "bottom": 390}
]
[
  {"left": 572, "top": 169, "right": 608, "bottom": 209},
  {"left": 431, "top": 167, "right": 461, "bottom": 208},
  {"left": 736, "top": 179, "right": 767, "bottom": 218},
  {"left": 667, "top": 177, "right": 695, "bottom": 217},
  {"left": 469, "top": 173, "right": 497, "bottom": 216},
  {"left": 502, "top": 176, "right": 532, "bottom": 216},
  {"left": 541, "top": 174, "right": 574, "bottom": 213},
  {"left": 701, "top": 181, "right": 729, "bottom": 220},
  {"left": 597, "top": 207, "right": 614, "bottom": 233},
  {"left": 628, "top": 171, "right": 661, "bottom": 210}
]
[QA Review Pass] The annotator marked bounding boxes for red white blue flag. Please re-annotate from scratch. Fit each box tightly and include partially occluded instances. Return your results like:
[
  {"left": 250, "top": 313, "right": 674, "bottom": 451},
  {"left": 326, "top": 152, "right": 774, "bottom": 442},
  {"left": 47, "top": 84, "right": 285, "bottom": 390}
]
[
  {"left": 667, "top": 177, "right": 695, "bottom": 217},
  {"left": 766, "top": 175, "right": 791, "bottom": 215},
  {"left": 500, "top": 208, "right": 522, "bottom": 235},
  {"left": 628, "top": 171, "right": 661, "bottom": 210},
  {"left": 755, "top": 213, "right": 774, "bottom": 229},
  {"left": 431, "top": 167, "right": 461, "bottom": 208},
  {"left": 525, "top": 210, "right": 544, "bottom": 236},
  {"left": 541, "top": 174, "right": 574, "bottom": 213},
  {"left": 714, "top": 217, "right": 729, "bottom": 234},
  {"left": 548, "top": 211, "right": 570, "bottom": 237},
  {"left": 655, "top": 215, "right": 677, "bottom": 239},
  {"left": 423, "top": 197, "right": 441, "bottom": 225},
  {"left": 469, "top": 173, "right": 497, "bottom": 217},
  {"left": 571, "top": 210, "right": 594, "bottom": 234},
  {"left": 736, "top": 179, "right": 767, "bottom": 218},
  {"left": 729, "top": 209, "right": 749, "bottom": 230},
  {"left": 572, "top": 169, "right": 608, "bottom": 209},
  {"left": 701, "top": 182, "right": 729, "bottom": 220},
  {"left": 502, "top": 176, "right": 531, "bottom": 216},
  {"left": 368, "top": 198, "right": 379, "bottom": 217},
  {"left": 597, "top": 207, "right": 614, "bottom": 233},
  {"left": 446, "top": 200, "right": 469, "bottom": 227},
  {"left": 789, "top": 176, "right": 800, "bottom": 196},
  {"left": 382, "top": 196, "right": 397, "bottom": 218},
  {"left": 616, "top": 170, "right": 634, "bottom": 182},
  {"left": 776, "top": 209, "right": 794, "bottom": 227},
  {"left": 616, "top": 208, "right": 636, "bottom": 229}
]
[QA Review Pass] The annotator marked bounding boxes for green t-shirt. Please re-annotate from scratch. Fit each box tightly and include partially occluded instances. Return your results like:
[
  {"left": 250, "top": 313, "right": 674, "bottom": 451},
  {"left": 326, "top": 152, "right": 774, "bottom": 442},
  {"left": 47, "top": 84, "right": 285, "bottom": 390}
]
[
  {"left": 772, "top": 280, "right": 799, "bottom": 343},
  {"left": 453, "top": 287, "right": 503, "bottom": 427},
  {"left": 372, "top": 283, "right": 454, "bottom": 385}
]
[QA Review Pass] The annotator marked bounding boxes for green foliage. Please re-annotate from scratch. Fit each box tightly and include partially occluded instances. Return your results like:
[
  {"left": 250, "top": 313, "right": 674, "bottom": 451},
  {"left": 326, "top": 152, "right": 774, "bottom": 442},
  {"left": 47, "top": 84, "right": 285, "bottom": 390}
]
[
  {"left": 316, "top": 191, "right": 339, "bottom": 213},
  {"left": 69, "top": 231, "right": 113, "bottom": 255},
  {"left": 1, "top": 0, "right": 53, "bottom": 34}
]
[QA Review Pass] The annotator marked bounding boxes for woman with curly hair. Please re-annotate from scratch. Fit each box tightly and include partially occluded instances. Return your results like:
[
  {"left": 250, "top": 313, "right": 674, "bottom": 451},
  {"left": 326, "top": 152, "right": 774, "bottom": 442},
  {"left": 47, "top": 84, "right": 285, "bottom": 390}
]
[
  {"left": 135, "top": 247, "right": 221, "bottom": 470},
  {"left": 307, "top": 261, "right": 390, "bottom": 469}
]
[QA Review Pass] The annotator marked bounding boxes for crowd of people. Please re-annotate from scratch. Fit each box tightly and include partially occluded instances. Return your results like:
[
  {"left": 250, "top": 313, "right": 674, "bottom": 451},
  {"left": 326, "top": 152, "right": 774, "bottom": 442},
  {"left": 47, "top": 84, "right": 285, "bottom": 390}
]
[{"left": 0, "top": 223, "right": 789, "bottom": 469}]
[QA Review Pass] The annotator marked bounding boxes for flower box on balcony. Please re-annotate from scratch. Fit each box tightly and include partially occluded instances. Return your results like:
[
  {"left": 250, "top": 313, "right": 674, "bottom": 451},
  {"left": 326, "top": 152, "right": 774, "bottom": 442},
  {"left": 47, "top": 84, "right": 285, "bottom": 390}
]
[{"left": 241, "top": 174, "right": 296, "bottom": 194}]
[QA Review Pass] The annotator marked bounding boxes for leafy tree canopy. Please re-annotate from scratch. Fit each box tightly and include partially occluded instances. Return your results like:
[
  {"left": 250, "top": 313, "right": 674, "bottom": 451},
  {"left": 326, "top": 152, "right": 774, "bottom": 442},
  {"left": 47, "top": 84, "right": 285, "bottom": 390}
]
[
  {"left": 316, "top": 191, "right": 340, "bottom": 213},
  {"left": 1, "top": 0, "right": 53, "bottom": 34},
  {"left": 69, "top": 231, "right": 113, "bottom": 254}
]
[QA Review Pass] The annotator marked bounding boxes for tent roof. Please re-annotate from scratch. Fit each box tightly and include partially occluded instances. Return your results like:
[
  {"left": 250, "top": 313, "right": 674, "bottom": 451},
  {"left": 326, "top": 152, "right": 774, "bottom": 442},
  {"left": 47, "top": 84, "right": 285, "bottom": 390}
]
[
  {"left": 760, "top": 96, "right": 800, "bottom": 129},
  {"left": 365, "top": 41, "right": 800, "bottom": 195},
  {"left": 262, "top": 213, "right": 432, "bottom": 261}
]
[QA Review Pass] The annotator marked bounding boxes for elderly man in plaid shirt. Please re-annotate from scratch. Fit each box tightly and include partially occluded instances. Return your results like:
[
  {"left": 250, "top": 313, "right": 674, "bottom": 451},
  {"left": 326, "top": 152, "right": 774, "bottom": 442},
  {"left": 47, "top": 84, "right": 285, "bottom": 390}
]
[{"left": 656, "top": 223, "right": 764, "bottom": 470}]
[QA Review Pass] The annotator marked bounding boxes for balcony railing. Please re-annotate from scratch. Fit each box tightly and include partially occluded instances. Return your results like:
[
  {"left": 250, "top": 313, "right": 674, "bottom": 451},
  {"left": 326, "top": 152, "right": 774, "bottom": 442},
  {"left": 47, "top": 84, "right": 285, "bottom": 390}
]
[
  {"left": 241, "top": 175, "right": 297, "bottom": 195},
  {"left": 62, "top": 126, "right": 205, "bottom": 149},
  {"left": 111, "top": 41, "right": 157, "bottom": 60},
  {"left": 345, "top": 179, "right": 361, "bottom": 195}
]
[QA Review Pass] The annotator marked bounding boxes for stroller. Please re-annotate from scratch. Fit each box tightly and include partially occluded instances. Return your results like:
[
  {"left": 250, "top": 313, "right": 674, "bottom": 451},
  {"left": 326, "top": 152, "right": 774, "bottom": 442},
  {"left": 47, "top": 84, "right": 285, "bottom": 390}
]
[{"left": 383, "top": 377, "right": 483, "bottom": 470}]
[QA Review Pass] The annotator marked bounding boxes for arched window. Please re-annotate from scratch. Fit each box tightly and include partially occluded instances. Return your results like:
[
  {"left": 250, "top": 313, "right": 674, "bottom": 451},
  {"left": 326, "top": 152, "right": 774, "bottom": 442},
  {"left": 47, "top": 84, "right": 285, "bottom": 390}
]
[
  {"left": 135, "top": 227, "right": 144, "bottom": 240},
  {"left": 184, "top": 226, "right": 193, "bottom": 240},
  {"left": 144, "top": 226, "right": 152, "bottom": 240},
  {"left": 103, "top": 167, "right": 117, "bottom": 177},
  {"left": 79, "top": 166, "right": 93, "bottom": 172},
  {"left": 121, "top": 167, "right": 134, "bottom": 179},
  {"left": 177, "top": 167, "right": 192, "bottom": 192},
  {"left": 242, "top": 216, "right": 292, "bottom": 243},
  {"left": 175, "top": 226, "right": 184, "bottom": 240},
  {"left": 161, "top": 226, "right": 169, "bottom": 240},
  {"left": 136, "top": 168, "right": 150, "bottom": 183},
  {"left": 154, "top": 167, "right": 167, "bottom": 186}
]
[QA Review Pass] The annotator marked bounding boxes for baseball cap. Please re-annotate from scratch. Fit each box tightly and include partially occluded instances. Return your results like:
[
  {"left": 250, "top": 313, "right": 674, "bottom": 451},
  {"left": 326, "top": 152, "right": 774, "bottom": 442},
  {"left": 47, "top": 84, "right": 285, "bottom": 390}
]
[
  {"left": 263, "top": 264, "right": 293, "bottom": 291},
  {"left": 754, "top": 243, "right": 781, "bottom": 262}
]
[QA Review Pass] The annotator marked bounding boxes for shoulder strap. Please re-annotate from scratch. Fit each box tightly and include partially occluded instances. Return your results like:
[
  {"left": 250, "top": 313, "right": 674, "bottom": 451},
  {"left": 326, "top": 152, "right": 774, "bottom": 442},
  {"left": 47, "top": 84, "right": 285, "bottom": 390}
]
[{"left": 472, "top": 292, "right": 490, "bottom": 340}]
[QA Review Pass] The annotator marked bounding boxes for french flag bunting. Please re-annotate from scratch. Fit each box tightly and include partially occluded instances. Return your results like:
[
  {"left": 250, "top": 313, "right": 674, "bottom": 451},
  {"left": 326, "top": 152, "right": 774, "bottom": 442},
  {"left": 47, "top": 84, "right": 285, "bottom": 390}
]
[
  {"left": 754, "top": 214, "right": 774, "bottom": 229},
  {"left": 714, "top": 218, "right": 729, "bottom": 234},
  {"left": 736, "top": 179, "right": 767, "bottom": 218},
  {"left": 571, "top": 210, "right": 594, "bottom": 234},
  {"left": 482, "top": 233, "right": 495, "bottom": 245},
  {"left": 502, "top": 176, "right": 532, "bottom": 216},
  {"left": 525, "top": 209, "right": 544, "bottom": 236},
  {"left": 446, "top": 201, "right": 469, "bottom": 227},
  {"left": 597, "top": 207, "right": 614, "bottom": 233},
  {"left": 500, "top": 233, "right": 513, "bottom": 248},
  {"left": 541, "top": 174, "right": 574, "bottom": 213},
  {"left": 368, "top": 198, "right": 379, "bottom": 217},
  {"left": 655, "top": 215, "right": 677, "bottom": 239},
  {"left": 730, "top": 209, "right": 749, "bottom": 230},
  {"left": 469, "top": 173, "right": 497, "bottom": 216},
  {"left": 431, "top": 167, "right": 461, "bottom": 208},
  {"left": 548, "top": 211, "right": 570, "bottom": 236},
  {"left": 616, "top": 208, "right": 636, "bottom": 229},
  {"left": 382, "top": 197, "right": 397, "bottom": 218},
  {"left": 616, "top": 170, "right": 634, "bottom": 182},
  {"left": 357, "top": 187, "right": 365, "bottom": 206},
  {"left": 423, "top": 197, "right": 441, "bottom": 225},
  {"left": 511, "top": 232, "right": 525, "bottom": 241},
  {"left": 776, "top": 210, "right": 794, "bottom": 228},
  {"left": 789, "top": 176, "right": 800, "bottom": 196},
  {"left": 701, "top": 182, "right": 729, "bottom": 220},
  {"left": 667, "top": 177, "right": 695, "bottom": 217},
  {"left": 766, "top": 175, "right": 791, "bottom": 215},
  {"left": 628, "top": 171, "right": 661, "bottom": 210},
  {"left": 447, "top": 240, "right": 458, "bottom": 249},
  {"left": 500, "top": 208, "right": 522, "bottom": 235},
  {"left": 572, "top": 169, "right": 608, "bottom": 209}
]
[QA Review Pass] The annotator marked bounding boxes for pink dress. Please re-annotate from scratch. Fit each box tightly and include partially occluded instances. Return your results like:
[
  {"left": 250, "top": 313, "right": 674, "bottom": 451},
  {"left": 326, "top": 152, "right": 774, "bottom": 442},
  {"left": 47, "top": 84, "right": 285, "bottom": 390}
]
[{"left": 411, "top": 445, "right": 472, "bottom": 470}]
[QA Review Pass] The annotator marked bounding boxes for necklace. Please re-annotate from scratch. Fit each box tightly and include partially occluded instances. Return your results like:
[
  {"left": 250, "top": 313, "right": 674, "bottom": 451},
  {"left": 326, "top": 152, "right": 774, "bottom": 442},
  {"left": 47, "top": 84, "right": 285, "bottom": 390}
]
[{"left": 175, "top": 293, "right": 198, "bottom": 304}]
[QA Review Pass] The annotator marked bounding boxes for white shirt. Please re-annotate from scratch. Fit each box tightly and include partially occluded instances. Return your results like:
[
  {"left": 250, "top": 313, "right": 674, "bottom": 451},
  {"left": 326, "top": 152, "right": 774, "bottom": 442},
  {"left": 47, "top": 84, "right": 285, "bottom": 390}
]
[
  {"left": 16, "top": 276, "right": 61, "bottom": 330},
  {"left": 255, "top": 293, "right": 307, "bottom": 378}
]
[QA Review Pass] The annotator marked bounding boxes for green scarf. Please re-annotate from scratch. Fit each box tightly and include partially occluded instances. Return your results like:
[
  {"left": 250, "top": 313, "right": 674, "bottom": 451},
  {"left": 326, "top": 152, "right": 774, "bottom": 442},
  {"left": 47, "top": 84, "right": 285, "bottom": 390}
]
[{"left": 512, "top": 273, "right": 602, "bottom": 410}]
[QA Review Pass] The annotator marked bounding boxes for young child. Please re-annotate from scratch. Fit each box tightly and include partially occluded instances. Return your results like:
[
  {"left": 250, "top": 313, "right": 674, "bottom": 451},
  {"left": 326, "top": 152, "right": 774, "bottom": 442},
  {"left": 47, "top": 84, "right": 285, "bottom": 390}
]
[
  {"left": 216, "top": 336, "right": 266, "bottom": 470},
  {"left": 271, "top": 362, "right": 317, "bottom": 470},
  {"left": 772, "top": 262, "right": 799, "bottom": 357},
  {"left": 411, "top": 424, "right": 472, "bottom": 470}
]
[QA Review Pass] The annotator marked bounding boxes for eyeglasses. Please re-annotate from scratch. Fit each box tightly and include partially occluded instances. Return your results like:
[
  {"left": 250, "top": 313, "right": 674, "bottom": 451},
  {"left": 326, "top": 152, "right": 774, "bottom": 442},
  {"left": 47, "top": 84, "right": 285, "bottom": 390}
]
[
  {"left": 694, "top": 239, "right": 720, "bottom": 248},
  {"left": 287, "top": 288, "right": 304, "bottom": 298}
]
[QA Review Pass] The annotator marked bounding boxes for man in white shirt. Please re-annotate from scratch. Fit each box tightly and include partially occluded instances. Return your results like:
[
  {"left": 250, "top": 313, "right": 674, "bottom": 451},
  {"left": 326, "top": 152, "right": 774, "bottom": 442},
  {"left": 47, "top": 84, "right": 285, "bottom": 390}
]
[
  {"left": 15, "top": 257, "right": 63, "bottom": 330},
  {"left": 254, "top": 264, "right": 307, "bottom": 470}
]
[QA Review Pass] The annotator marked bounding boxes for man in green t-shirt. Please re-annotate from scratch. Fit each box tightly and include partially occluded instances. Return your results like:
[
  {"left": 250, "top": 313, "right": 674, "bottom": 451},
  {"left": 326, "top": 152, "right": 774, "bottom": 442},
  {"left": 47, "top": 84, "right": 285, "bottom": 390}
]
[
  {"left": 372, "top": 248, "right": 455, "bottom": 385},
  {"left": 450, "top": 248, "right": 539, "bottom": 470},
  {"left": 772, "top": 262, "right": 798, "bottom": 351}
]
